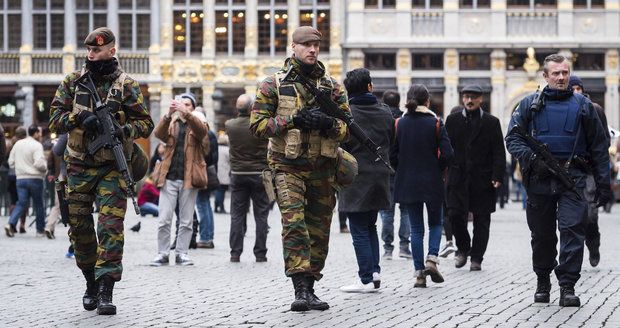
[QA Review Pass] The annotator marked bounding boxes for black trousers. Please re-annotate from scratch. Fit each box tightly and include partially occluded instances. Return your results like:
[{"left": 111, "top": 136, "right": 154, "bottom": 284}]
[
  {"left": 451, "top": 212, "right": 491, "bottom": 263},
  {"left": 229, "top": 174, "right": 270, "bottom": 258},
  {"left": 526, "top": 191, "right": 587, "bottom": 287}
]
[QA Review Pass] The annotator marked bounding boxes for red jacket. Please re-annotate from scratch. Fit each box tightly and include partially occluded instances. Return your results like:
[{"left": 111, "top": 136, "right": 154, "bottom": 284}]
[{"left": 138, "top": 182, "right": 160, "bottom": 206}]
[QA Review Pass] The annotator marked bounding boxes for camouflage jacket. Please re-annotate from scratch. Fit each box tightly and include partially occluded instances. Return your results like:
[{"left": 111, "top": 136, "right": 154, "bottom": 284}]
[{"left": 249, "top": 57, "right": 350, "bottom": 142}]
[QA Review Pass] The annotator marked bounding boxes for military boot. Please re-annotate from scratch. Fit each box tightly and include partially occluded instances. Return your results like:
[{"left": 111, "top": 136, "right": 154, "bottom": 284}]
[
  {"left": 305, "top": 275, "right": 329, "bottom": 311},
  {"left": 589, "top": 248, "right": 600, "bottom": 267},
  {"left": 534, "top": 275, "right": 551, "bottom": 303},
  {"left": 96, "top": 276, "right": 117, "bottom": 315},
  {"left": 290, "top": 273, "right": 310, "bottom": 312},
  {"left": 559, "top": 286, "right": 580, "bottom": 307},
  {"left": 82, "top": 270, "right": 98, "bottom": 311}
]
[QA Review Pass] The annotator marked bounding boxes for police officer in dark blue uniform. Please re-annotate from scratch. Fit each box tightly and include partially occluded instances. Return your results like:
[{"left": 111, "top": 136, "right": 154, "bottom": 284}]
[{"left": 506, "top": 54, "right": 612, "bottom": 307}]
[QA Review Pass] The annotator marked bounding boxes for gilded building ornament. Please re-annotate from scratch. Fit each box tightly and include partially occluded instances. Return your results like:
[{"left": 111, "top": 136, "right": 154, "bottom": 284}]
[
  {"left": 161, "top": 25, "right": 171, "bottom": 50},
  {"left": 244, "top": 64, "right": 258, "bottom": 81},
  {"left": 328, "top": 61, "right": 342, "bottom": 81},
  {"left": 523, "top": 47, "right": 540, "bottom": 79},
  {"left": 202, "top": 62, "right": 216, "bottom": 81},
  {"left": 161, "top": 62, "right": 173, "bottom": 81},
  {"left": 445, "top": 50, "right": 457, "bottom": 70},
  {"left": 492, "top": 58, "right": 504, "bottom": 71},
  {"left": 175, "top": 60, "right": 201, "bottom": 84},
  {"left": 63, "top": 54, "right": 75, "bottom": 74},
  {"left": 607, "top": 51, "right": 618, "bottom": 70}
]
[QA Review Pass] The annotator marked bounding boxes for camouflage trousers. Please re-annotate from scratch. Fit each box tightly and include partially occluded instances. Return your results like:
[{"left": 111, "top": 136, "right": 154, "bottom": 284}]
[
  {"left": 272, "top": 157, "right": 337, "bottom": 281},
  {"left": 66, "top": 161, "right": 127, "bottom": 282}
]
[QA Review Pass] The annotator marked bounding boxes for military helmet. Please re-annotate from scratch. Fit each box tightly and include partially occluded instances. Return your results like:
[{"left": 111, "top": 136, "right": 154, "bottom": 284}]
[
  {"left": 131, "top": 142, "right": 148, "bottom": 182},
  {"left": 334, "top": 148, "right": 358, "bottom": 191}
]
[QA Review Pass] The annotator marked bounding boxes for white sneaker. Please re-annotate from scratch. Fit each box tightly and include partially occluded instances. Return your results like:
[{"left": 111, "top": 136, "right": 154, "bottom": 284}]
[
  {"left": 372, "top": 272, "right": 381, "bottom": 289},
  {"left": 340, "top": 281, "right": 378, "bottom": 293},
  {"left": 175, "top": 253, "right": 194, "bottom": 266},
  {"left": 150, "top": 254, "right": 169, "bottom": 266},
  {"left": 439, "top": 241, "right": 456, "bottom": 258}
]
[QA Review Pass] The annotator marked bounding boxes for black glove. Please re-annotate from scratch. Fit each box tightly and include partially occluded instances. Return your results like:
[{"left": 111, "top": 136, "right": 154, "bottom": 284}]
[
  {"left": 530, "top": 155, "right": 550, "bottom": 178},
  {"left": 113, "top": 124, "right": 132, "bottom": 139},
  {"left": 292, "top": 109, "right": 314, "bottom": 129},
  {"left": 305, "top": 110, "right": 334, "bottom": 131},
  {"left": 77, "top": 111, "right": 101, "bottom": 131},
  {"left": 596, "top": 184, "right": 613, "bottom": 207}
]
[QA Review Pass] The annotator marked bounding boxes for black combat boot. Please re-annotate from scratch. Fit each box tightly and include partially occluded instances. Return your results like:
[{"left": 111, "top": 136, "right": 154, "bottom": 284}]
[
  {"left": 534, "top": 275, "right": 551, "bottom": 303},
  {"left": 589, "top": 248, "right": 600, "bottom": 267},
  {"left": 305, "top": 275, "right": 329, "bottom": 311},
  {"left": 97, "top": 276, "right": 117, "bottom": 315},
  {"left": 290, "top": 273, "right": 310, "bottom": 312},
  {"left": 559, "top": 286, "right": 580, "bottom": 307},
  {"left": 82, "top": 270, "right": 98, "bottom": 311}
]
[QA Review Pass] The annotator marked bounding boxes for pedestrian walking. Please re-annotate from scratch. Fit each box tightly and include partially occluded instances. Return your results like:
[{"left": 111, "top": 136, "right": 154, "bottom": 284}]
[
  {"left": 445, "top": 84, "right": 506, "bottom": 271},
  {"left": 250, "top": 26, "right": 351, "bottom": 311},
  {"left": 506, "top": 54, "right": 611, "bottom": 307},
  {"left": 151, "top": 93, "right": 209, "bottom": 267},
  {"left": 338, "top": 68, "right": 392, "bottom": 293},
  {"left": 43, "top": 133, "right": 68, "bottom": 239},
  {"left": 48, "top": 27, "right": 154, "bottom": 315},
  {"left": 377, "top": 89, "right": 412, "bottom": 260},
  {"left": 391, "top": 84, "right": 454, "bottom": 287},
  {"left": 195, "top": 129, "right": 218, "bottom": 248},
  {"left": 226, "top": 94, "right": 270, "bottom": 262}
]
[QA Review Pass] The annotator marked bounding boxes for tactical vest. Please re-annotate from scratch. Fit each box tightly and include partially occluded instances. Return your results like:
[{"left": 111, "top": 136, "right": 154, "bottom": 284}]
[
  {"left": 268, "top": 70, "right": 339, "bottom": 159},
  {"left": 67, "top": 69, "right": 133, "bottom": 163},
  {"left": 532, "top": 93, "right": 587, "bottom": 160}
]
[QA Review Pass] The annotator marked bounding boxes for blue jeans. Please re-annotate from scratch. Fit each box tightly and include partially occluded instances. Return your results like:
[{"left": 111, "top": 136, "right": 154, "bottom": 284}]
[
  {"left": 214, "top": 185, "right": 228, "bottom": 210},
  {"left": 196, "top": 189, "right": 214, "bottom": 242},
  {"left": 139, "top": 202, "right": 159, "bottom": 217},
  {"left": 379, "top": 203, "right": 411, "bottom": 251},
  {"left": 403, "top": 202, "right": 443, "bottom": 271},
  {"left": 9, "top": 178, "right": 45, "bottom": 232},
  {"left": 347, "top": 211, "right": 381, "bottom": 284}
]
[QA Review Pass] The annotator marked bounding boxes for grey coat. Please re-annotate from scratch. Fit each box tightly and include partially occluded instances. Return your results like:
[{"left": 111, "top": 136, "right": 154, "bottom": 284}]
[{"left": 338, "top": 99, "right": 394, "bottom": 212}]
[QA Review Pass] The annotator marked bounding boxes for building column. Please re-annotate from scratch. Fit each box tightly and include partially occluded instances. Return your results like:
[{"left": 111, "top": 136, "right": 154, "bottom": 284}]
[
  {"left": 63, "top": 0, "right": 77, "bottom": 74},
  {"left": 491, "top": 0, "right": 507, "bottom": 38},
  {"left": 557, "top": 0, "right": 573, "bottom": 40},
  {"left": 327, "top": 0, "right": 344, "bottom": 81},
  {"left": 245, "top": 0, "right": 258, "bottom": 58},
  {"left": 19, "top": 0, "right": 32, "bottom": 75},
  {"left": 287, "top": 0, "right": 300, "bottom": 55},
  {"left": 108, "top": 0, "right": 119, "bottom": 40},
  {"left": 490, "top": 50, "right": 507, "bottom": 127},
  {"left": 443, "top": 0, "right": 458, "bottom": 40},
  {"left": 19, "top": 85, "right": 34, "bottom": 127},
  {"left": 605, "top": 49, "right": 620, "bottom": 129},
  {"left": 444, "top": 49, "right": 459, "bottom": 117},
  {"left": 346, "top": 49, "right": 364, "bottom": 73},
  {"left": 396, "top": 49, "right": 411, "bottom": 109},
  {"left": 149, "top": 0, "right": 162, "bottom": 78},
  {"left": 148, "top": 84, "right": 162, "bottom": 151},
  {"left": 160, "top": 0, "right": 173, "bottom": 58},
  {"left": 204, "top": 0, "right": 215, "bottom": 59},
  {"left": 203, "top": 84, "right": 216, "bottom": 130}
]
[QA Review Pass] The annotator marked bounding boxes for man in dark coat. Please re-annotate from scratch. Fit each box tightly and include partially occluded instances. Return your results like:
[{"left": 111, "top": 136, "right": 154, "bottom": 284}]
[{"left": 445, "top": 84, "right": 506, "bottom": 271}]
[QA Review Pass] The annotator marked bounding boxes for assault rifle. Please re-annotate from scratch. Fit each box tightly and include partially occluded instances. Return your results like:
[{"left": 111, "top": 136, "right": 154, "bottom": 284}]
[
  {"left": 75, "top": 72, "right": 140, "bottom": 215},
  {"left": 282, "top": 66, "right": 395, "bottom": 174},
  {"left": 510, "top": 125, "right": 580, "bottom": 198}
]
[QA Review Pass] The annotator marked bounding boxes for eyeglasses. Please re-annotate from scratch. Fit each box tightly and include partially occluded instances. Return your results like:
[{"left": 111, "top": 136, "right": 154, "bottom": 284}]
[{"left": 462, "top": 94, "right": 482, "bottom": 100}]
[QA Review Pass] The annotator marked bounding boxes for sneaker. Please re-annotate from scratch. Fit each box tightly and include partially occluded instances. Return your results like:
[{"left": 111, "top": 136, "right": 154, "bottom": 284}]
[
  {"left": 4, "top": 224, "right": 15, "bottom": 237},
  {"left": 44, "top": 230, "right": 55, "bottom": 240},
  {"left": 339, "top": 281, "right": 378, "bottom": 293},
  {"left": 150, "top": 254, "right": 170, "bottom": 267},
  {"left": 438, "top": 241, "right": 456, "bottom": 258},
  {"left": 399, "top": 247, "right": 412, "bottom": 259},
  {"left": 372, "top": 272, "right": 381, "bottom": 289},
  {"left": 175, "top": 253, "right": 194, "bottom": 266},
  {"left": 197, "top": 240, "right": 214, "bottom": 249},
  {"left": 65, "top": 251, "right": 75, "bottom": 258},
  {"left": 383, "top": 250, "right": 393, "bottom": 260}
]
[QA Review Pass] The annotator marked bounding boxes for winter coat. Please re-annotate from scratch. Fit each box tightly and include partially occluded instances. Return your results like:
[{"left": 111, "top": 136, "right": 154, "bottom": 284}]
[
  {"left": 153, "top": 111, "right": 209, "bottom": 189},
  {"left": 445, "top": 108, "right": 506, "bottom": 215},
  {"left": 391, "top": 107, "right": 453, "bottom": 204},
  {"left": 225, "top": 115, "right": 269, "bottom": 173},
  {"left": 217, "top": 144, "right": 231, "bottom": 185},
  {"left": 339, "top": 94, "right": 393, "bottom": 212}
]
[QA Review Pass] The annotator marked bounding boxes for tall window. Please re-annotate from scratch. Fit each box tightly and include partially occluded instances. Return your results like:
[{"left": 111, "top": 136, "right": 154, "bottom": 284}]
[
  {"left": 300, "top": 0, "right": 330, "bottom": 53},
  {"left": 572, "top": 52, "right": 605, "bottom": 70},
  {"left": 364, "top": 53, "right": 396, "bottom": 70},
  {"left": 459, "top": 0, "right": 491, "bottom": 8},
  {"left": 76, "top": 0, "right": 107, "bottom": 45},
  {"left": 118, "top": 0, "right": 150, "bottom": 51},
  {"left": 173, "top": 0, "right": 204, "bottom": 55},
  {"left": 573, "top": 0, "right": 604, "bottom": 8},
  {"left": 215, "top": 0, "right": 246, "bottom": 55},
  {"left": 0, "top": 0, "right": 21, "bottom": 51},
  {"left": 365, "top": 0, "right": 396, "bottom": 8},
  {"left": 258, "top": 0, "right": 288, "bottom": 56},
  {"left": 32, "top": 0, "right": 64, "bottom": 50},
  {"left": 507, "top": 0, "right": 557, "bottom": 8},
  {"left": 412, "top": 53, "right": 444, "bottom": 70},
  {"left": 459, "top": 52, "right": 490, "bottom": 70},
  {"left": 412, "top": 0, "right": 443, "bottom": 8}
]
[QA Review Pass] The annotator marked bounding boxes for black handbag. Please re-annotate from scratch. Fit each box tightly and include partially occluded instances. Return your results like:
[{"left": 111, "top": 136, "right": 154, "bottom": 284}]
[{"left": 206, "top": 165, "right": 220, "bottom": 191}]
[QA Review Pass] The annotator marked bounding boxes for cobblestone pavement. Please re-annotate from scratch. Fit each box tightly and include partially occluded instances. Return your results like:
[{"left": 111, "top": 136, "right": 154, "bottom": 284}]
[{"left": 1, "top": 200, "right": 619, "bottom": 327}]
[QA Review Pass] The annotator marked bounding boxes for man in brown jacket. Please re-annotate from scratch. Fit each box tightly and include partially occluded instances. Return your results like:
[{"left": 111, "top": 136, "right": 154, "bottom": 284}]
[{"left": 150, "top": 93, "right": 209, "bottom": 267}]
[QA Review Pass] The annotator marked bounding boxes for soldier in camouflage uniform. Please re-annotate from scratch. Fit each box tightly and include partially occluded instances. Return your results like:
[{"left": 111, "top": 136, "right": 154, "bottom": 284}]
[
  {"left": 250, "top": 26, "right": 350, "bottom": 312},
  {"left": 48, "top": 27, "right": 153, "bottom": 315}
]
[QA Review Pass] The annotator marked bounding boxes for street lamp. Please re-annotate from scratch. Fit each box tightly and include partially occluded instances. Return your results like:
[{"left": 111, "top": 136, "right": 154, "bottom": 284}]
[{"left": 14, "top": 88, "right": 26, "bottom": 114}]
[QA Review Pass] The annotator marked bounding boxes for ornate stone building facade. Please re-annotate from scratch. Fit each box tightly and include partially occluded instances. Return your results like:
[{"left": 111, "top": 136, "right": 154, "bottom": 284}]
[{"left": 1, "top": 0, "right": 619, "bottom": 154}]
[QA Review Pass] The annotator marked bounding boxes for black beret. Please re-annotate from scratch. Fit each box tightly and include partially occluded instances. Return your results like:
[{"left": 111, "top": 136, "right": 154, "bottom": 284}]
[
  {"left": 461, "top": 84, "right": 483, "bottom": 95},
  {"left": 84, "top": 27, "right": 115, "bottom": 46}
]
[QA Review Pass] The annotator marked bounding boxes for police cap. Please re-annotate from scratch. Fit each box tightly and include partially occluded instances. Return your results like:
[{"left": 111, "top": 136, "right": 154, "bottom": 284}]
[{"left": 84, "top": 27, "right": 115, "bottom": 47}]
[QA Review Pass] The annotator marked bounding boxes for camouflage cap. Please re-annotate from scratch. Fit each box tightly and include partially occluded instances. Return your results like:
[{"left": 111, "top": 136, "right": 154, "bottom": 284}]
[
  {"left": 292, "top": 26, "right": 322, "bottom": 44},
  {"left": 131, "top": 142, "right": 148, "bottom": 182},
  {"left": 84, "top": 27, "right": 115, "bottom": 46},
  {"left": 333, "top": 148, "right": 358, "bottom": 191}
]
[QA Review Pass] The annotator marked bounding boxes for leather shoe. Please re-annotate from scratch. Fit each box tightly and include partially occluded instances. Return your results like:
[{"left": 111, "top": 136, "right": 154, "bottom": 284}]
[
  {"left": 230, "top": 255, "right": 240, "bottom": 262},
  {"left": 256, "top": 257, "right": 267, "bottom": 262},
  {"left": 455, "top": 253, "right": 467, "bottom": 268},
  {"left": 470, "top": 261, "right": 481, "bottom": 271}
]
